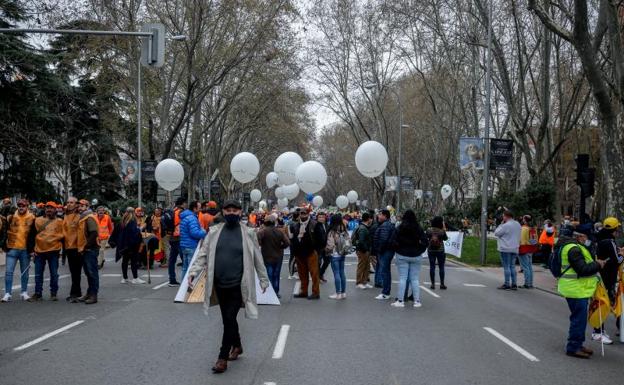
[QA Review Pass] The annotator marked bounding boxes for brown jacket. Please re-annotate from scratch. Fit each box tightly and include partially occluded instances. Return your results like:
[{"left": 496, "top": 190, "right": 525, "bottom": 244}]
[{"left": 257, "top": 225, "right": 290, "bottom": 264}]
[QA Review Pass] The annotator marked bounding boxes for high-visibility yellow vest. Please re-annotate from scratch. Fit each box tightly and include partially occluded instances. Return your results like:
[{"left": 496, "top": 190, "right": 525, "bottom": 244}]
[{"left": 558, "top": 243, "right": 598, "bottom": 298}]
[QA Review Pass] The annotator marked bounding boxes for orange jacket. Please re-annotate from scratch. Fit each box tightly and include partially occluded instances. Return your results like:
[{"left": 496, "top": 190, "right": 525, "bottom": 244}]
[
  {"left": 249, "top": 213, "right": 257, "bottom": 226},
  {"left": 34, "top": 217, "right": 64, "bottom": 253},
  {"left": 77, "top": 214, "right": 99, "bottom": 252},
  {"left": 63, "top": 212, "right": 80, "bottom": 250},
  {"left": 173, "top": 208, "right": 182, "bottom": 237},
  {"left": 199, "top": 212, "right": 214, "bottom": 231},
  {"left": 538, "top": 228, "right": 556, "bottom": 249},
  {"left": 7, "top": 211, "right": 35, "bottom": 250},
  {"left": 96, "top": 214, "right": 114, "bottom": 241}
]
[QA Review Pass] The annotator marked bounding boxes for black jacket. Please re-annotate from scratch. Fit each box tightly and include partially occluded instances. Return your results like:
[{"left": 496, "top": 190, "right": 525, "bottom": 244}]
[
  {"left": 314, "top": 221, "right": 329, "bottom": 253},
  {"left": 391, "top": 223, "right": 428, "bottom": 257},
  {"left": 595, "top": 229, "right": 622, "bottom": 294},
  {"left": 289, "top": 220, "right": 318, "bottom": 257},
  {"left": 556, "top": 236, "right": 600, "bottom": 278},
  {"left": 354, "top": 223, "right": 372, "bottom": 252}
]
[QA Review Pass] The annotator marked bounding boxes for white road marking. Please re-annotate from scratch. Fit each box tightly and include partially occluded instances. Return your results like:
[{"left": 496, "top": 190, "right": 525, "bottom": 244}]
[
  {"left": 152, "top": 281, "right": 170, "bottom": 290},
  {"left": 12, "top": 274, "right": 70, "bottom": 291},
  {"left": 419, "top": 285, "right": 440, "bottom": 298},
  {"left": 272, "top": 325, "right": 290, "bottom": 359},
  {"left": 292, "top": 281, "right": 301, "bottom": 295},
  {"left": 464, "top": 283, "right": 486, "bottom": 287},
  {"left": 264, "top": 382, "right": 276, "bottom": 385},
  {"left": 141, "top": 274, "right": 165, "bottom": 278},
  {"left": 14, "top": 320, "right": 85, "bottom": 351},
  {"left": 483, "top": 327, "right": 540, "bottom": 362},
  {"left": 101, "top": 274, "right": 122, "bottom": 277},
  {"left": 423, "top": 282, "right": 439, "bottom": 286}
]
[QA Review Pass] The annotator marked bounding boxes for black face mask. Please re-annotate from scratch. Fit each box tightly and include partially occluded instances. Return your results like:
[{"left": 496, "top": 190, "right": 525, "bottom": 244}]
[{"left": 224, "top": 214, "right": 240, "bottom": 226}]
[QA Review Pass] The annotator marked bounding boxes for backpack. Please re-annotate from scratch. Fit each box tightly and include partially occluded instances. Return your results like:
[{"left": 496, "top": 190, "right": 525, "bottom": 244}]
[
  {"left": 162, "top": 209, "right": 174, "bottom": 233},
  {"left": 429, "top": 232, "right": 442, "bottom": 249},
  {"left": 548, "top": 244, "right": 574, "bottom": 278},
  {"left": 336, "top": 231, "right": 352, "bottom": 256},
  {"left": 351, "top": 226, "right": 361, "bottom": 249}
]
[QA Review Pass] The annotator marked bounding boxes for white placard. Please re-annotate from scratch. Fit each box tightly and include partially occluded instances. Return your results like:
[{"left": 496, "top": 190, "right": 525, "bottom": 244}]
[{"left": 444, "top": 231, "right": 464, "bottom": 258}]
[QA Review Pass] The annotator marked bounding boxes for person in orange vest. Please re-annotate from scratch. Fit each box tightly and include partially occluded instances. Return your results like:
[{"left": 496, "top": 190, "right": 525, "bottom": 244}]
[
  {"left": 76, "top": 199, "right": 100, "bottom": 304},
  {"left": 29, "top": 202, "right": 64, "bottom": 301},
  {"left": 538, "top": 219, "right": 556, "bottom": 267},
  {"left": 63, "top": 197, "right": 83, "bottom": 302},
  {"left": 2, "top": 198, "right": 36, "bottom": 302},
  {"left": 199, "top": 201, "right": 216, "bottom": 231},
  {"left": 248, "top": 208, "right": 257, "bottom": 228},
  {"left": 96, "top": 206, "right": 114, "bottom": 270}
]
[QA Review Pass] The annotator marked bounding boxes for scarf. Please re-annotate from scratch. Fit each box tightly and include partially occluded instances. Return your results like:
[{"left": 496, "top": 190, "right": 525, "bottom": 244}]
[{"left": 298, "top": 218, "right": 309, "bottom": 241}]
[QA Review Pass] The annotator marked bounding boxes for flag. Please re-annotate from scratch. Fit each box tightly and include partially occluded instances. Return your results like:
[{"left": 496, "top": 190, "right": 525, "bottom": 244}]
[
  {"left": 613, "top": 265, "right": 624, "bottom": 317},
  {"left": 588, "top": 281, "right": 611, "bottom": 329}
]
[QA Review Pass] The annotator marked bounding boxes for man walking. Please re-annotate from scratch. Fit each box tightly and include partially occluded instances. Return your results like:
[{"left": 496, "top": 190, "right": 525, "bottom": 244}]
[
  {"left": 374, "top": 209, "right": 395, "bottom": 300},
  {"left": 187, "top": 199, "right": 269, "bottom": 374},
  {"left": 63, "top": 197, "right": 83, "bottom": 302},
  {"left": 290, "top": 208, "right": 320, "bottom": 299},
  {"left": 555, "top": 226, "right": 604, "bottom": 358},
  {"left": 494, "top": 210, "right": 522, "bottom": 290},
  {"left": 165, "top": 197, "right": 187, "bottom": 286},
  {"left": 314, "top": 211, "right": 330, "bottom": 282},
  {"left": 179, "top": 201, "right": 207, "bottom": 281},
  {"left": 355, "top": 212, "right": 373, "bottom": 289},
  {"left": 96, "top": 206, "right": 114, "bottom": 270},
  {"left": 257, "top": 214, "right": 290, "bottom": 297},
  {"left": 29, "top": 202, "right": 64, "bottom": 301},
  {"left": 76, "top": 199, "right": 100, "bottom": 304},
  {"left": 2, "top": 199, "right": 35, "bottom": 302}
]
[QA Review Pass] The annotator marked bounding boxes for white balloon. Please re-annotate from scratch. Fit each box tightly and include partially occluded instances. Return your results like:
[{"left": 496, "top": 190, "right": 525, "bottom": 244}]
[
  {"left": 278, "top": 197, "right": 289, "bottom": 208},
  {"left": 155, "top": 158, "right": 184, "bottom": 191},
  {"left": 347, "top": 190, "right": 358, "bottom": 203},
  {"left": 355, "top": 141, "right": 388, "bottom": 178},
  {"left": 441, "top": 184, "right": 453, "bottom": 200},
  {"left": 283, "top": 183, "right": 300, "bottom": 200},
  {"left": 265, "top": 172, "right": 279, "bottom": 188},
  {"left": 275, "top": 186, "right": 286, "bottom": 199},
  {"left": 336, "top": 195, "right": 349, "bottom": 209},
  {"left": 312, "top": 195, "right": 323, "bottom": 208},
  {"left": 230, "top": 152, "right": 260, "bottom": 184},
  {"left": 250, "top": 189, "right": 262, "bottom": 202},
  {"left": 295, "top": 161, "right": 327, "bottom": 194},
  {"left": 274, "top": 152, "right": 303, "bottom": 185}
]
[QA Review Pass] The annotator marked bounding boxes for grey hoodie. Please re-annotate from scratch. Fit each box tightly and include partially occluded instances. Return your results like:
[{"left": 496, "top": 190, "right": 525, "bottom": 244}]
[{"left": 494, "top": 219, "right": 521, "bottom": 253}]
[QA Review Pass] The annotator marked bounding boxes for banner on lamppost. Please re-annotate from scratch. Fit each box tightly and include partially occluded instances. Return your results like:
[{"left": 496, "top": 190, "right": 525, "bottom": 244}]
[
  {"left": 141, "top": 160, "right": 157, "bottom": 181},
  {"left": 400, "top": 176, "right": 414, "bottom": 190},
  {"left": 489, "top": 139, "right": 514, "bottom": 171},
  {"left": 385, "top": 176, "right": 399, "bottom": 192},
  {"left": 459, "top": 137, "right": 485, "bottom": 171}
]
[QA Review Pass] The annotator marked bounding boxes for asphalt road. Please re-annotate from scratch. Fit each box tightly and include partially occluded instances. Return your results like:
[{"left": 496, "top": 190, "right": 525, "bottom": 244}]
[{"left": 0, "top": 248, "right": 622, "bottom": 385}]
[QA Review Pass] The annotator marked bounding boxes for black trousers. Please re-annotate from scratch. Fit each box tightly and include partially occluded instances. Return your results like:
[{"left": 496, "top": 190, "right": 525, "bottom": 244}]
[
  {"left": 66, "top": 248, "right": 82, "bottom": 297},
  {"left": 215, "top": 285, "right": 243, "bottom": 360},
  {"left": 318, "top": 249, "right": 330, "bottom": 278},
  {"left": 121, "top": 249, "right": 139, "bottom": 279}
]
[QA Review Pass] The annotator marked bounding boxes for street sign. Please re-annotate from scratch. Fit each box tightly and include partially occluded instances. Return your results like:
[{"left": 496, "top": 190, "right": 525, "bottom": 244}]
[
  {"left": 489, "top": 139, "right": 514, "bottom": 170},
  {"left": 141, "top": 160, "right": 157, "bottom": 181},
  {"left": 140, "top": 23, "right": 165, "bottom": 67}
]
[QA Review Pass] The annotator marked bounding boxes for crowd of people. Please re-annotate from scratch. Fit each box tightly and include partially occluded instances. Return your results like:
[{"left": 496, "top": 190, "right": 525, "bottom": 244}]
[{"left": 493, "top": 209, "right": 624, "bottom": 359}]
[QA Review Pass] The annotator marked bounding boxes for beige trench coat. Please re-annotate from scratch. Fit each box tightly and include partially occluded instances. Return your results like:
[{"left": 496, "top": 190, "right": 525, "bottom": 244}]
[{"left": 187, "top": 223, "right": 270, "bottom": 319}]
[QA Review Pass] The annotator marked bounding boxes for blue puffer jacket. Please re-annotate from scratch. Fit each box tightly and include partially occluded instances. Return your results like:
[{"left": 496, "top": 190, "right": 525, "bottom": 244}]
[
  {"left": 179, "top": 209, "right": 207, "bottom": 250},
  {"left": 373, "top": 220, "right": 395, "bottom": 255}
]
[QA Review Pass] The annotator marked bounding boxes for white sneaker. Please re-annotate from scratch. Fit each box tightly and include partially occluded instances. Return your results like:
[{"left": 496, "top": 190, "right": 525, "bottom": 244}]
[
  {"left": 413, "top": 300, "right": 422, "bottom": 308},
  {"left": 375, "top": 294, "right": 390, "bottom": 300},
  {"left": 592, "top": 333, "right": 613, "bottom": 344},
  {"left": 20, "top": 292, "right": 30, "bottom": 301},
  {"left": 120, "top": 279, "right": 128, "bottom": 284},
  {"left": 1, "top": 293, "right": 11, "bottom": 302},
  {"left": 357, "top": 284, "right": 367, "bottom": 289},
  {"left": 294, "top": 274, "right": 300, "bottom": 280},
  {"left": 329, "top": 293, "right": 340, "bottom": 299},
  {"left": 340, "top": 293, "right": 346, "bottom": 299},
  {"left": 391, "top": 300, "right": 405, "bottom": 308},
  {"left": 365, "top": 283, "right": 373, "bottom": 289},
  {"left": 132, "top": 278, "right": 147, "bottom": 284}
]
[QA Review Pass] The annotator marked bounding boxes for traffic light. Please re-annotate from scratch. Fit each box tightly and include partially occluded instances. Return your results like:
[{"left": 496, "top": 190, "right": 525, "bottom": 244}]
[{"left": 579, "top": 168, "right": 595, "bottom": 197}]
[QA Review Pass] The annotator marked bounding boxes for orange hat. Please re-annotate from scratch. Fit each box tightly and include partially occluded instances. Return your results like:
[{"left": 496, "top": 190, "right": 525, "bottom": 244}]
[
  {"left": 37, "top": 202, "right": 45, "bottom": 208},
  {"left": 45, "top": 201, "right": 57, "bottom": 208},
  {"left": 208, "top": 201, "right": 217, "bottom": 209},
  {"left": 78, "top": 199, "right": 90, "bottom": 206}
]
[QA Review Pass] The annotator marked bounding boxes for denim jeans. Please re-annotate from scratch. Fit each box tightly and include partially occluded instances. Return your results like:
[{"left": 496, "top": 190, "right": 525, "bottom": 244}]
[
  {"left": 499, "top": 252, "right": 518, "bottom": 286},
  {"left": 565, "top": 298, "right": 589, "bottom": 353},
  {"left": 518, "top": 253, "right": 533, "bottom": 286},
  {"left": 378, "top": 250, "right": 394, "bottom": 295},
  {"left": 34, "top": 250, "right": 60, "bottom": 295},
  {"left": 396, "top": 254, "right": 422, "bottom": 302},
  {"left": 4, "top": 249, "right": 30, "bottom": 294},
  {"left": 180, "top": 248, "right": 195, "bottom": 282},
  {"left": 330, "top": 254, "right": 347, "bottom": 294},
  {"left": 168, "top": 240, "right": 180, "bottom": 283},
  {"left": 82, "top": 249, "right": 99, "bottom": 296},
  {"left": 265, "top": 261, "right": 282, "bottom": 295}
]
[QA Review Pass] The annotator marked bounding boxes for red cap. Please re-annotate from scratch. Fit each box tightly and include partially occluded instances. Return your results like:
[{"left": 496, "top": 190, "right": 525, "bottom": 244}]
[
  {"left": 208, "top": 201, "right": 217, "bottom": 209},
  {"left": 45, "top": 201, "right": 57, "bottom": 208},
  {"left": 78, "top": 199, "right": 90, "bottom": 206}
]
